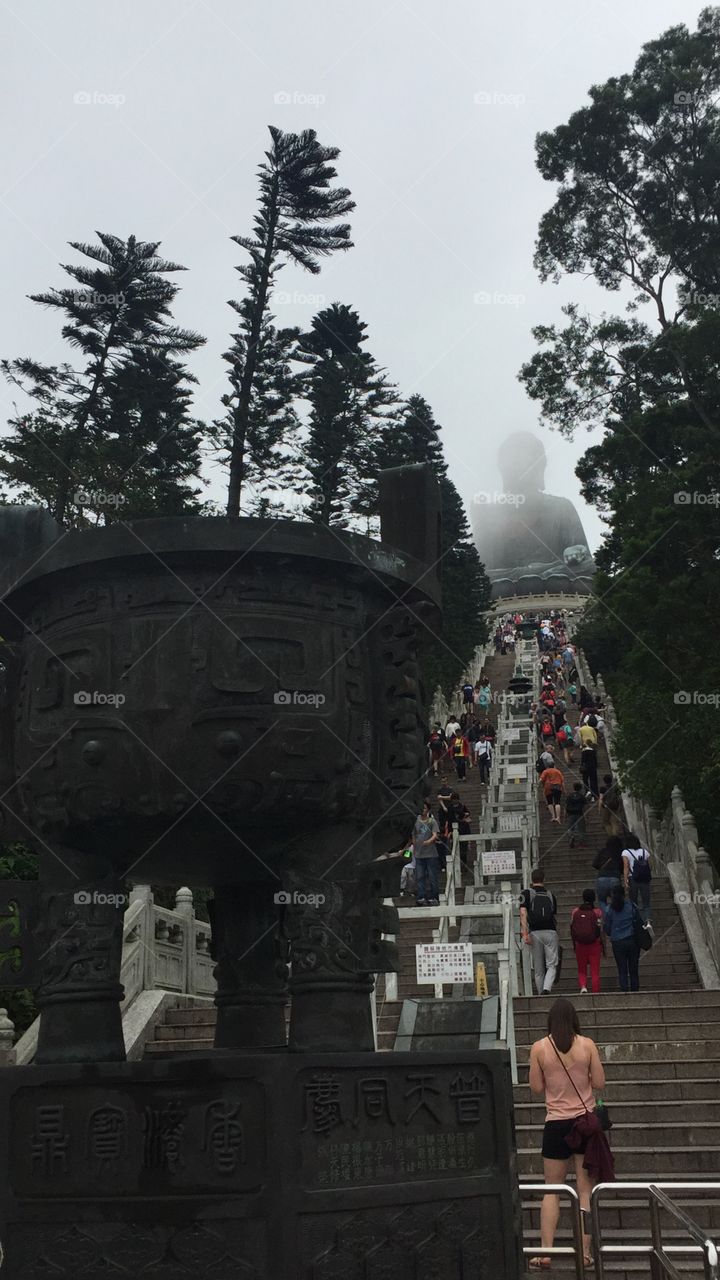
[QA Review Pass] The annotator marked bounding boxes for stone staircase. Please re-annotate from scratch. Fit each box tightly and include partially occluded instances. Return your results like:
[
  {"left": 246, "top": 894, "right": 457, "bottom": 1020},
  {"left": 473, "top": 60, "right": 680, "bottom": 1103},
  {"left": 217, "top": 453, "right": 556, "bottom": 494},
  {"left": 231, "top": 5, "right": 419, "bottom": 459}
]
[{"left": 516, "top": 683, "right": 720, "bottom": 1274}]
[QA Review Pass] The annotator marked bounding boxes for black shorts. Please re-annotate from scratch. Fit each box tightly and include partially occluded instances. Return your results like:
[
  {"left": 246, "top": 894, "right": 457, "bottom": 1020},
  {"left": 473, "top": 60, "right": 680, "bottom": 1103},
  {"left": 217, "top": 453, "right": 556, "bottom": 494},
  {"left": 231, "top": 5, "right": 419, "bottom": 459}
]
[
  {"left": 542, "top": 1118, "right": 588, "bottom": 1161},
  {"left": 546, "top": 786, "right": 562, "bottom": 805}
]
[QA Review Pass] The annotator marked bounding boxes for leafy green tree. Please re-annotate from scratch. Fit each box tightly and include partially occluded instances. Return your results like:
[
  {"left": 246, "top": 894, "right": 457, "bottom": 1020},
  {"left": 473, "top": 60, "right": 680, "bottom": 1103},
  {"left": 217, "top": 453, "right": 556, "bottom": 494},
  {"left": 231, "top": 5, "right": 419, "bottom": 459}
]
[
  {"left": 520, "top": 6, "right": 720, "bottom": 854},
  {"left": 224, "top": 128, "right": 354, "bottom": 516},
  {"left": 298, "top": 303, "right": 396, "bottom": 527},
  {"left": 2, "top": 234, "right": 205, "bottom": 525}
]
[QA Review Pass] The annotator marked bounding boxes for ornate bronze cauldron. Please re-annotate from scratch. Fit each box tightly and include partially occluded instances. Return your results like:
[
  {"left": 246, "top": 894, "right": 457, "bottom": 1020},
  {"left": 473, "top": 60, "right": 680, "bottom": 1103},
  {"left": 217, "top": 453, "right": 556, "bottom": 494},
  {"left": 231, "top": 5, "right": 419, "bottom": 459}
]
[{"left": 0, "top": 468, "right": 440, "bottom": 1064}]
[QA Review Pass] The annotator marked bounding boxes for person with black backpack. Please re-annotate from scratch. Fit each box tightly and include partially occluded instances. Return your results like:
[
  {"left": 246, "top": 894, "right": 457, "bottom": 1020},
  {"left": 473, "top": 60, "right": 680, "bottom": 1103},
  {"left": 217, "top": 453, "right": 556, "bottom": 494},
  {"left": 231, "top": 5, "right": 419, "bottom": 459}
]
[
  {"left": 565, "top": 783, "right": 588, "bottom": 849},
  {"left": 520, "top": 869, "right": 560, "bottom": 996},
  {"left": 570, "top": 889, "right": 604, "bottom": 993},
  {"left": 622, "top": 833, "right": 653, "bottom": 929}
]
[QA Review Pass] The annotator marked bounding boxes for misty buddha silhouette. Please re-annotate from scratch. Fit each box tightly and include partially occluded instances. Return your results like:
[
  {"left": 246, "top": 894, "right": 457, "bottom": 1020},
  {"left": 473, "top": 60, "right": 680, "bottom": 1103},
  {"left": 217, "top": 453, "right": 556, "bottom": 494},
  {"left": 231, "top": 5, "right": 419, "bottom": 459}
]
[{"left": 471, "top": 432, "right": 594, "bottom": 598}]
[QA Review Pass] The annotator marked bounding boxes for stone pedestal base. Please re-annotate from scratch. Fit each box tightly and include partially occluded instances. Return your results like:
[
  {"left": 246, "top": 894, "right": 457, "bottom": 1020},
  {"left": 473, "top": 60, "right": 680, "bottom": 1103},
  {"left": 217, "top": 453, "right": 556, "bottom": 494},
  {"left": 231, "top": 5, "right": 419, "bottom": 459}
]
[{"left": 0, "top": 1051, "right": 521, "bottom": 1279}]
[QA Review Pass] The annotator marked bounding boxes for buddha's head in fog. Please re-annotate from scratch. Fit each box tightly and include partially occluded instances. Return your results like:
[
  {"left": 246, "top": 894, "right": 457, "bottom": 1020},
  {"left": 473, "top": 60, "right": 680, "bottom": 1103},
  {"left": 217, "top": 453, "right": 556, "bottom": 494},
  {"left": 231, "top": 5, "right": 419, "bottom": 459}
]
[{"left": 497, "top": 431, "right": 547, "bottom": 497}]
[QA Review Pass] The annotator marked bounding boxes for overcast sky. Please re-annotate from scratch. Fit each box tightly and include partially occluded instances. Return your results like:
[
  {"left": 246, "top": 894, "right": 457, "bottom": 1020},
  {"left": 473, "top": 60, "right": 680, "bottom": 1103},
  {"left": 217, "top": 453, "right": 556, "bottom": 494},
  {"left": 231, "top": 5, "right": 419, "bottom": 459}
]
[{"left": 0, "top": 0, "right": 704, "bottom": 552}]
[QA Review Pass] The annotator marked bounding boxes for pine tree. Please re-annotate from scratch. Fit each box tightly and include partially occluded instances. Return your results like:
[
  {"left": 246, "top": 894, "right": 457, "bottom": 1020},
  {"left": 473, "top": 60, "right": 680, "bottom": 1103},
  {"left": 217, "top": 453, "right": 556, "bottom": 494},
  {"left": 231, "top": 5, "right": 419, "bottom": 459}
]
[
  {"left": 298, "top": 303, "right": 396, "bottom": 527},
  {"left": 224, "top": 127, "right": 354, "bottom": 516},
  {"left": 213, "top": 313, "right": 302, "bottom": 517},
  {"left": 2, "top": 233, "right": 205, "bottom": 524}
]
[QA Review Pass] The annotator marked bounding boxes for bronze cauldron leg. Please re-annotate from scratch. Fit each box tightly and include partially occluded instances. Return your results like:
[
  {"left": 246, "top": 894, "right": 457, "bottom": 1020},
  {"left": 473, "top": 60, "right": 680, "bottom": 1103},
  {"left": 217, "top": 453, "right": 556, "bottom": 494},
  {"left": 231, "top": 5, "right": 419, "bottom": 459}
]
[
  {"left": 209, "top": 884, "right": 289, "bottom": 1048},
  {"left": 34, "top": 846, "right": 126, "bottom": 1064},
  {"left": 284, "top": 876, "right": 376, "bottom": 1053}
]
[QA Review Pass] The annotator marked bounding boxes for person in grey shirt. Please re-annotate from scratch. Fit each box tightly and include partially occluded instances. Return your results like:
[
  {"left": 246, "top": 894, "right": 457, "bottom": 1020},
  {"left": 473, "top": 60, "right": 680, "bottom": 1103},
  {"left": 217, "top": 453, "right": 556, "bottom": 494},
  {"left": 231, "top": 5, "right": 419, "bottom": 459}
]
[
  {"left": 412, "top": 800, "right": 440, "bottom": 906},
  {"left": 520, "top": 868, "right": 559, "bottom": 995}
]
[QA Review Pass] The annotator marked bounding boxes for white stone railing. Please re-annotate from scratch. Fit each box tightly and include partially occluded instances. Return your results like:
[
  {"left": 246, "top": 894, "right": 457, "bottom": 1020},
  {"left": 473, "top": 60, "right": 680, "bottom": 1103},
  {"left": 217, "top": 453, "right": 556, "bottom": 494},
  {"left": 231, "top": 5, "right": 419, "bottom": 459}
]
[
  {"left": 577, "top": 650, "right": 720, "bottom": 988},
  {"left": 430, "top": 640, "right": 493, "bottom": 726},
  {"left": 122, "top": 885, "right": 216, "bottom": 1005},
  {"left": 11, "top": 885, "right": 217, "bottom": 1063}
]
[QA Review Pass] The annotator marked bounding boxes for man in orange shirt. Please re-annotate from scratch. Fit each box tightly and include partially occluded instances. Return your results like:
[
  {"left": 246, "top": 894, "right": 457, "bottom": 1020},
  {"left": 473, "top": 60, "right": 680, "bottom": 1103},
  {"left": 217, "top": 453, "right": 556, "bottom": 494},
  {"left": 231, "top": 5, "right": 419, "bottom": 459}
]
[{"left": 540, "top": 759, "right": 565, "bottom": 823}]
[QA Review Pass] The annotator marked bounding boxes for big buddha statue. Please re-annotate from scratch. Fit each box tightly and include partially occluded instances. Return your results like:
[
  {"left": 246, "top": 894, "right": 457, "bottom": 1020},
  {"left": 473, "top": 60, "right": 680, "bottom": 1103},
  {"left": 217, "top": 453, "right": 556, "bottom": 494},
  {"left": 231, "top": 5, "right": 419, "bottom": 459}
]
[{"left": 471, "top": 431, "right": 595, "bottom": 599}]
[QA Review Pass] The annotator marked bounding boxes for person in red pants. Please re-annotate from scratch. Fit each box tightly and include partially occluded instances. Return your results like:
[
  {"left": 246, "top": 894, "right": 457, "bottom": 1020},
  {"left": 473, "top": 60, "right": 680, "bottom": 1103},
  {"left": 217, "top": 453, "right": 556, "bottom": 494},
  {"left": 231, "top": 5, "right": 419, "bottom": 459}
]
[{"left": 570, "top": 889, "right": 604, "bottom": 993}]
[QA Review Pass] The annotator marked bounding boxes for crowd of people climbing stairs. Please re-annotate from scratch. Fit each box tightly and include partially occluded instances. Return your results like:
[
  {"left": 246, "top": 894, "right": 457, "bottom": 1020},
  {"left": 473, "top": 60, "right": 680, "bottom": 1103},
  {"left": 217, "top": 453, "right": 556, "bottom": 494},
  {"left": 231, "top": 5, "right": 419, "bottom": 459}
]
[{"left": 522, "top": 611, "right": 654, "bottom": 998}]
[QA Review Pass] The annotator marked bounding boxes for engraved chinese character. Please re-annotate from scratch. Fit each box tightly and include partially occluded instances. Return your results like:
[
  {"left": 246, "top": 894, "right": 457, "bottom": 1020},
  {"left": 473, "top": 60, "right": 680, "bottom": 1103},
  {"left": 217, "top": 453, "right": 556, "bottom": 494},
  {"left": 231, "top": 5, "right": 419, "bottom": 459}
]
[
  {"left": 31, "top": 1105, "right": 69, "bottom": 1175},
  {"left": 352, "top": 1076, "right": 398, "bottom": 1127},
  {"left": 303, "top": 1074, "right": 344, "bottom": 1136},
  {"left": 203, "top": 1100, "right": 245, "bottom": 1174},
  {"left": 449, "top": 1072, "right": 487, "bottom": 1123},
  {"left": 86, "top": 1105, "right": 127, "bottom": 1174},
  {"left": 404, "top": 1073, "right": 442, "bottom": 1124},
  {"left": 142, "top": 1101, "right": 186, "bottom": 1171}
]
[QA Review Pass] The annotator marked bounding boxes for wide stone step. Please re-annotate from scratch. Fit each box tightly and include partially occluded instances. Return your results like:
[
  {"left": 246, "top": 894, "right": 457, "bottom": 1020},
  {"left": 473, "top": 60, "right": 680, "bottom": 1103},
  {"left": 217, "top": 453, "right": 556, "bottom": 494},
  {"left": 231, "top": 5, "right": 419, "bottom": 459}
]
[
  {"left": 146, "top": 1037, "right": 214, "bottom": 1053},
  {"left": 522, "top": 1203, "right": 720, "bottom": 1232},
  {"left": 514, "top": 991, "right": 720, "bottom": 1011},
  {"left": 517, "top": 1121, "right": 720, "bottom": 1149},
  {"left": 514, "top": 1020, "right": 720, "bottom": 1045},
  {"left": 513, "top": 1000, "right": 720, "bottom": 1027},
  {"left": 517, "top": 1038, "right": 720, "bottom": 1067},
  {"left": 514, "top": 1078, "right": 719, "bottom": 1104},
  {"left": 518, "top": 1146, "right": 720, "bottom": 1175},
  {"left": 518, "top": 1057, "right": 720, "bottom": 1083},
  {"left": 515, "top": 1098, "right": 720, "bottom": 1123}
]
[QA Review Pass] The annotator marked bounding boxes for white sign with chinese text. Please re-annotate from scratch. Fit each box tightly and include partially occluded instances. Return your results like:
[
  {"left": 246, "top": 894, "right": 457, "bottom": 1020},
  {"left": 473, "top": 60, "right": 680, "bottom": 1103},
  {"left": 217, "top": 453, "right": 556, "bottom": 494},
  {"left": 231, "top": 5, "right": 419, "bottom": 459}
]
[
  {"left": 481, "top": 849, "right": 517, "bottom": 876},
  {"left": 415, "top": 942, "right": 474, "bottom": 985}
]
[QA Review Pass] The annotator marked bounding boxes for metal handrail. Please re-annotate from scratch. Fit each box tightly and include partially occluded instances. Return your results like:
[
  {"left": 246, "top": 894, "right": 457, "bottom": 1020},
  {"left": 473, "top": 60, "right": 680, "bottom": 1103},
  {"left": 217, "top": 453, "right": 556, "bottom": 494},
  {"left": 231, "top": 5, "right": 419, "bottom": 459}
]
[
  {"left": 590, "top": 1182, "right": 720, "bottom": 1280},
  {"left": 521, "top": 1183, "right": 586, "bottom": 1278}
]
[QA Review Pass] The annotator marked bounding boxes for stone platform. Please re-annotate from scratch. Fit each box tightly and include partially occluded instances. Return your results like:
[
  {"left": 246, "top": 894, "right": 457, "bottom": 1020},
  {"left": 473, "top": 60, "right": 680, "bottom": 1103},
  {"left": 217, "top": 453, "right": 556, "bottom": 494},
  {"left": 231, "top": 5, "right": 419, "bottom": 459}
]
[{"left": 0, "top": 1050, "right": 521, "bottom": 1279}]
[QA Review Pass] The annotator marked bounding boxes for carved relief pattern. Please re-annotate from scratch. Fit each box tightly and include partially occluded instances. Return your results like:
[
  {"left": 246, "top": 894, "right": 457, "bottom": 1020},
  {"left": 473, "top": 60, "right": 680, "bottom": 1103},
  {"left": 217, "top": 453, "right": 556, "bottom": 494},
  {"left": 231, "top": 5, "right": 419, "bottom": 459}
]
[
  {"left": 8, "top": 1221, "right": 264, "bottom": 1278},
  {"left": 301, "top": 1200, "right": 503, "bottom": 1280}
]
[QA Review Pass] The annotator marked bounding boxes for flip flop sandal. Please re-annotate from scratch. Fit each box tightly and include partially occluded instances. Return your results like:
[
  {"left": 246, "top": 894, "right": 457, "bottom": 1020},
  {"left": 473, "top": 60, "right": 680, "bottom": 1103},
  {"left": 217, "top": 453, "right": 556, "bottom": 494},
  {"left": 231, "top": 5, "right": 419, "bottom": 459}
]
[{"left": 529, "top": 1260, "right": 552, "bottom": 1271}]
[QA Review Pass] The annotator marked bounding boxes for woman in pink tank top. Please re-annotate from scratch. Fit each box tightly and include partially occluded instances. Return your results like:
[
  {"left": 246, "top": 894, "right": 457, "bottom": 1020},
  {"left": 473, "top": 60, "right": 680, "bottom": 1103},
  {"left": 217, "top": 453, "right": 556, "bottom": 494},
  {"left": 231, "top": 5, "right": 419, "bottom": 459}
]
[{"left": 527, "top": 998, "right": 605, "bottom": 1269}]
